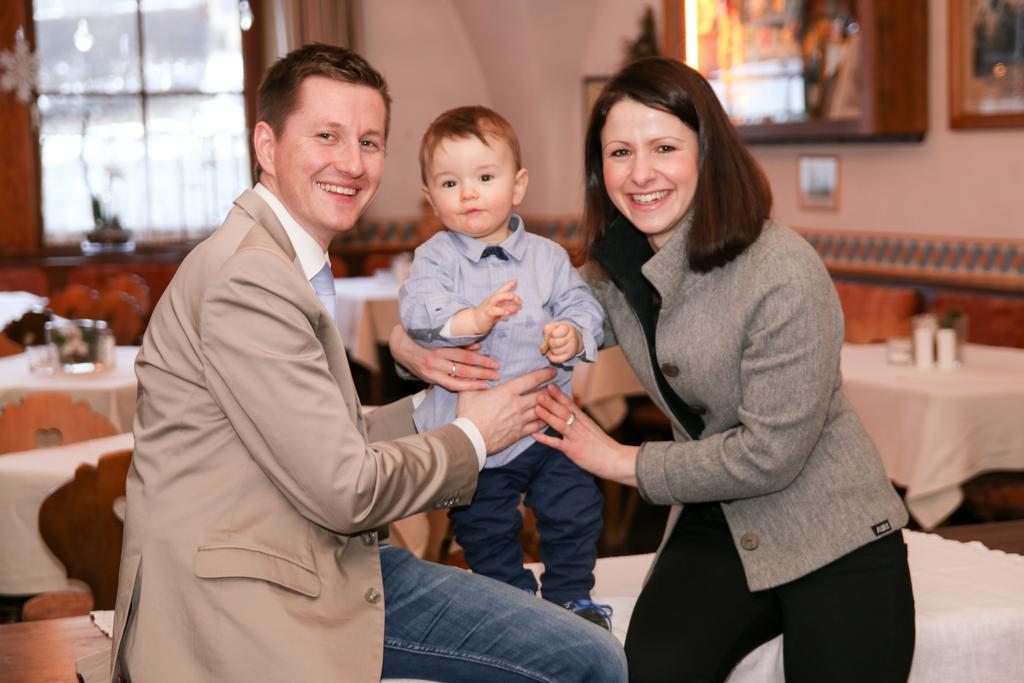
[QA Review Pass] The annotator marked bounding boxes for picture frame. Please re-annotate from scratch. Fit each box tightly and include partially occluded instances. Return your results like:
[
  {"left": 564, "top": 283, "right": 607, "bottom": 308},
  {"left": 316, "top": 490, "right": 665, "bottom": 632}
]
[
  {"left": 797, "top": 155, "right": 840, "bottom": 211},
  {"left": 949, "top": 0, "right": 1024, "bottom": 129}
]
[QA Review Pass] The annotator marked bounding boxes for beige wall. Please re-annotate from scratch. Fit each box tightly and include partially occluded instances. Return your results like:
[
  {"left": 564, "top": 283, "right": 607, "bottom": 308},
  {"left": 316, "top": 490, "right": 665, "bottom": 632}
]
[
  {"left": 361, "top": 0, "right": 657, "bottom": 219},
  {"left": 363, "top": 0, "right": 1022, "bottom": 240}
]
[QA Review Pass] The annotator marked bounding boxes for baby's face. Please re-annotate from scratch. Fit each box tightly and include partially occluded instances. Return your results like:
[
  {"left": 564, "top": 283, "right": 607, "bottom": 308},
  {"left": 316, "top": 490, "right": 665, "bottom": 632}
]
[{"left": 422, "top": 135, "right": 528, "bottom": 244}]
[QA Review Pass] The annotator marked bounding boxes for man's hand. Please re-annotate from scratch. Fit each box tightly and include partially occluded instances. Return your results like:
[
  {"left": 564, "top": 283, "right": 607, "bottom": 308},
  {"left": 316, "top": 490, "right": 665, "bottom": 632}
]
[
  {"left": 541, "top": 321, "right": 582, "bottom": 364},
  {"left": 388, "top": 325, "right": 499, "bottom": 391},
  {"left": 450, "top": 280, "right": 521, "bottom": 337},
  {"left": 457, "top": 367, "right": 555, "bottom": 454}
]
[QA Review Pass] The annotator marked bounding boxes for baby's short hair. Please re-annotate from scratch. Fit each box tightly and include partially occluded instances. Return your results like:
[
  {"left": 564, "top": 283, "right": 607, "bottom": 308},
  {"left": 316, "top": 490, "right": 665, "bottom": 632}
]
[{"left": 419, "top": 106, "right": 522, "bottom": 184}]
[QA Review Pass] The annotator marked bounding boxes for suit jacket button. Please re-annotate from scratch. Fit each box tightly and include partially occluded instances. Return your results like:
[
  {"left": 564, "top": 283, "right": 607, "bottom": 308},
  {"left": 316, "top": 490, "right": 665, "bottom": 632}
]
[
  {"left": 691, "top": 405, "right": 707, "bottom": 416},
  {"left": 661, "top": 363, "right": 679, "bottom": 378},
  {"left": 365, "top": 587, "right": 381, "bottom": 604},
  {"left": 360, "top": 532, "right": 376, "bottom": 546},
  {"left": 740, "top": 532, "right": 759, "bottom": 551}
]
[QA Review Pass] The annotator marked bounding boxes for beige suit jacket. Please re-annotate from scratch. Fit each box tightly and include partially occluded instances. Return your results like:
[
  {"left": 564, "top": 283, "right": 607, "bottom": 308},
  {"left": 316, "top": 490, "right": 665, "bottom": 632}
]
[{"left": 111, "top": 190, "right": 479, "bottom": 681}]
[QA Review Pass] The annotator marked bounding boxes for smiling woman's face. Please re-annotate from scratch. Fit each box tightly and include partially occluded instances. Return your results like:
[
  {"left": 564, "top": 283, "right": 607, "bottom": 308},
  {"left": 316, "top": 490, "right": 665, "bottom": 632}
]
[{"left": 600, "top": 98, "right": 699, "bottom": 250}]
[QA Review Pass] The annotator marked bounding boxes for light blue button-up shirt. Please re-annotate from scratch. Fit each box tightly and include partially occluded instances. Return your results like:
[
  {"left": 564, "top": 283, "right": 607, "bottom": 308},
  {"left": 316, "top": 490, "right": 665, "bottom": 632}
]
[{"left": 400, "top": 214, "right": 605, "bottom": 468}]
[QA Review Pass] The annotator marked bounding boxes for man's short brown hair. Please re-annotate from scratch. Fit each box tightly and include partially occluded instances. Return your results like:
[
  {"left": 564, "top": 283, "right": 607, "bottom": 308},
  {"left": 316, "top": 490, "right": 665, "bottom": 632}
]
[
  {"left": 255, "top": 43, "right": 391, "bottom": 178},
  {"left": 419, "top": 106, "right": 522, "bottom": 184}
]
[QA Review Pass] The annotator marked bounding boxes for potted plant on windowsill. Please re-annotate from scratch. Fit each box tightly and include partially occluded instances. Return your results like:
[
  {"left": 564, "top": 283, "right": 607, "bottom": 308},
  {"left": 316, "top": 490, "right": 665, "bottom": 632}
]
[{"left": 82, "top": 195, "right": 134, "bottom": 254}]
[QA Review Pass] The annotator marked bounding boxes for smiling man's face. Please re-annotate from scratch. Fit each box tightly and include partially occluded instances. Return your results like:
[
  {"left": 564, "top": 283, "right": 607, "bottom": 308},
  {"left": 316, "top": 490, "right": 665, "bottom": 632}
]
[{"left": 255, "top": 76, "right": 387, "bottom": 249}]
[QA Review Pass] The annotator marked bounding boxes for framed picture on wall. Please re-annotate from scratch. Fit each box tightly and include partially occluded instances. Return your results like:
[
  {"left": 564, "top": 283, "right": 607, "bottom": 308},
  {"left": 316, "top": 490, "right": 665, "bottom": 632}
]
[
  {"left": 950, "top": 0, "right": 1024, "bottom": 128},
  {"left": 797, "top": 155, "right": 840, "bottom": 211}
]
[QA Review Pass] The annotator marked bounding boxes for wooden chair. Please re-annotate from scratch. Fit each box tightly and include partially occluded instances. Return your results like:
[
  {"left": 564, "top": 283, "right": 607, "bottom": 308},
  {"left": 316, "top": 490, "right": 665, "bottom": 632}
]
[
  {"left": 96, "top": 289, "right": 144, "bottom": 345},
  {"left": 105, "top": 273, "right": 151, "bottom": 316},
  {"left": 931, "top": 293, "right": 1024, "bottom": 349},
  {"left": 0, "top": 266, "right": 48, "bottom": 296},
  {"left": 0, "top": 332, "right": 24, "bottom": 357},
  {"left": 834, "top": 282, "right": 922, "bottom": 343},
  {"left": 329, "top": 254, "right": 349, "bottom": 278},
  {"left": 21, "top": 449, "right": 132, "bottom": 620},
  {"left": 47, "top": 285, "right": 100, "bottom": 320},
  {"left": 361, "top": 252, "right": 393, "bottom": 276},
  {"left": 0, "top": 392, "right": 118, "bottom": 454}
]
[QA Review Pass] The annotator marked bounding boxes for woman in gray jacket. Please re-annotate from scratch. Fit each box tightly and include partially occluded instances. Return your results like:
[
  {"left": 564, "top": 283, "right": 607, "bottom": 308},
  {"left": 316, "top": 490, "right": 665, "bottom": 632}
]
[{"left": 532, "top": 58, "right": 915, "bottom": 682}]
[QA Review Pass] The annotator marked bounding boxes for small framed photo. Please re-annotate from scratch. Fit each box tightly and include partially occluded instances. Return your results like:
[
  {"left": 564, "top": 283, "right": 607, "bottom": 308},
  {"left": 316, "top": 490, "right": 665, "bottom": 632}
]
[
  {"left": 797, "top": 155, "right": 840, "bottom": 211},
  {"left": 950, "top": 0, "right": 1024, "bottom": 129}
]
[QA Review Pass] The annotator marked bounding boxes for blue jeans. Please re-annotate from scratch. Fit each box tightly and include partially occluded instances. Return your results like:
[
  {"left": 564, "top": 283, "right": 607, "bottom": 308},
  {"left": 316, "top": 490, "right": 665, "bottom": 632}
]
[{"left": 380, "top": 546, "right": 627, "bottom": 682}]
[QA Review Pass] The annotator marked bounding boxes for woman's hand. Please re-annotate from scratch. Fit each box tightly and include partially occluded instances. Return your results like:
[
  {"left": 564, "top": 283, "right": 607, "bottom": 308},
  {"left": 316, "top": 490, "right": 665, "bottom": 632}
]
[
  {"left": 388, "top": 325, "right": 500, "bottom": 391},
  {"left": 535, "top": 385, "right": 639, "bottom": 487}
]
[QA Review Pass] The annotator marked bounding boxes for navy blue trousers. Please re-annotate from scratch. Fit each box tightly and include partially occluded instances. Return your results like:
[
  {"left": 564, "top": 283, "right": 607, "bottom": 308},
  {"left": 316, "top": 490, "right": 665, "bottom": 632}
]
[{"left": 448, "top": 436, "right": 604, "bottom": 605}]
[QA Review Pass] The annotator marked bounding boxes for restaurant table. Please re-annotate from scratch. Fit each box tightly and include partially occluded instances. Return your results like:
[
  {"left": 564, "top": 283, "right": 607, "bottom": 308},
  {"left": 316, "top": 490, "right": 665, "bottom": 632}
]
[
  {"left": 841, "top": 343, "right": 1024, "bottom": 529},
  {"left": 0, "top": 291, "right": 46, "bottom": 329},
  {"left": 573, "top": 346, "right": 646, "bottom": 431},
  {"left": 54, "top": 529, "right": 1024, "bottom": 683},
  {"left": 333, "top": 275, "right": 401, "bottom": 372},
  {"left": 0, "top": 615, "right": 111, "bottom": 683},
  {"left": 0, "top": 433, "right": 135, "bottom": 596},
  {"left": 0, "top": 346, "right": 139, "bottom": 432}
]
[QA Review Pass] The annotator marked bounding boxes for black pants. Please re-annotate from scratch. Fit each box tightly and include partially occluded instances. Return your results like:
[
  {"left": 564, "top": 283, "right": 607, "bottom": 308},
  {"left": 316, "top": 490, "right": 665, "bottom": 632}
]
[
  {"left": 448, "top": 435, "right": 604, "bottom": 604},
  {"left": 625, "top": 504, "right": 915, "bottom": 683}
]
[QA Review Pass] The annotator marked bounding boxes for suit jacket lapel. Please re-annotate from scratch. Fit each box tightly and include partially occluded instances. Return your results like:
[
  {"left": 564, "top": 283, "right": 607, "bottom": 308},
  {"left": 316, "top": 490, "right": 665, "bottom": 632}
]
[{"left": 234, "top": 189, "right": 366, "bottom": 430}]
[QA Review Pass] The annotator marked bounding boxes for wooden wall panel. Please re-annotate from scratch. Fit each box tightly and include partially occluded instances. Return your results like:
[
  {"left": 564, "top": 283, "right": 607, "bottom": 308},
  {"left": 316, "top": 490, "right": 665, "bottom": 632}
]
[{"left": 0, "top": 1, "right": 41, "bottom": 255}]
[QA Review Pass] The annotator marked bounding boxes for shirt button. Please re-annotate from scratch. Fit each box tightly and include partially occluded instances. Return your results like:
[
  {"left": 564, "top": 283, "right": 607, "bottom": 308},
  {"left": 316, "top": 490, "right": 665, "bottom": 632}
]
[
  {"left": 360, "top": 532, "right": 376, "bottom": 546},
  {"left": 661, "top": 363, "right": 679, "bottom": 378},
  {"left": 740, "top": 532, "right": 759, "bottom": 551},
  {"left": 365, "top": 587, "right": 381, "bottom": 604}
]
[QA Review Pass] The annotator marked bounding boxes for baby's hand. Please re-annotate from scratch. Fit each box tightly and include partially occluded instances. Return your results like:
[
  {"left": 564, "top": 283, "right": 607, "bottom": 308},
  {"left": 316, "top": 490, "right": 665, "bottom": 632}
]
[
  {"left": 541, "top": 321, "right": 582, "bottom": 364},
  {"left": 471, "top": 280, "right": 521, "bottom": 334}
]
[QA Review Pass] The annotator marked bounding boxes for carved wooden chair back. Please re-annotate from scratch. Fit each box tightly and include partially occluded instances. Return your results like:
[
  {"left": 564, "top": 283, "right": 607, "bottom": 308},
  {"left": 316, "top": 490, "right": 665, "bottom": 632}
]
[
  {"left": 105, "top": 273, "right": 151, "bottom": 316},
  {"left": 27, "top": 449, "right": 132, "bottom": 617},
  {"left": 96, "top": 289, "right": 144, "bottom": 345},
  {"left": 48, "top": 285, "right": 101, "bottom": 320},
  {"left": 0, "top": 392, "right": 119, "bottom": 454}
]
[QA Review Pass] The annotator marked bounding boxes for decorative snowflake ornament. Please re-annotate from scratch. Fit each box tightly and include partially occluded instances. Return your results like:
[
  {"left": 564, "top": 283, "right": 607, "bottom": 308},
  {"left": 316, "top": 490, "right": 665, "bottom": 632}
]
[{"left": 0, "top": 27, "right": 40, "bottom": 104}]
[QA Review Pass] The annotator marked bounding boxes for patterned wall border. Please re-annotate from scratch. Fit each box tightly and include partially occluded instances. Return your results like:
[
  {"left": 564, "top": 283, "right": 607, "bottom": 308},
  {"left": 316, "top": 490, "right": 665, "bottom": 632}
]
[
  {"left": 341, "top": 218, "right": 1024, "bottom": 294},
  {"left": 338, "top": 215, "right": 583, "bottom": 251},
  {"left": 795, "top": 228, "right": 1024, "bottom": 293}
]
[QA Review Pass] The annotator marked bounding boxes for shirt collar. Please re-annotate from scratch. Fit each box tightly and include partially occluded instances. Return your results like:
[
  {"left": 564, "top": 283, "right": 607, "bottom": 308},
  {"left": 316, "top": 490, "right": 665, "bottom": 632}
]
[
  {"left": 253, "top": 183, "right": 330, "bottom": 282},
  {"left": 447, "top": 213, "right": 528, "bottom": 263}
]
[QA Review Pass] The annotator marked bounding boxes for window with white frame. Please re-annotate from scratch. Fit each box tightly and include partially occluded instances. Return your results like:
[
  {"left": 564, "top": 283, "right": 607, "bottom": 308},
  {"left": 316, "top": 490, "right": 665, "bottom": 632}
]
[{"left": 33, "top": 0, "right": 252, "bottom": 245}]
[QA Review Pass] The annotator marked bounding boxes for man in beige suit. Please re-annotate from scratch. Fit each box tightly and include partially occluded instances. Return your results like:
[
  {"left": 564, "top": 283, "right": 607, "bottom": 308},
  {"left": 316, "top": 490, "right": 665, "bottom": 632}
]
[{"left": 111, "top": 45, "right": 626, "bottom": 682}]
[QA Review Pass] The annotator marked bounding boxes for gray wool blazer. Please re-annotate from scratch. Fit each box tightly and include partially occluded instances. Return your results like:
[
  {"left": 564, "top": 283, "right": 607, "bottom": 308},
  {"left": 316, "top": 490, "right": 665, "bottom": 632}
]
[{"left": 588, "top": 217, "right": 907, "bottom": 591}]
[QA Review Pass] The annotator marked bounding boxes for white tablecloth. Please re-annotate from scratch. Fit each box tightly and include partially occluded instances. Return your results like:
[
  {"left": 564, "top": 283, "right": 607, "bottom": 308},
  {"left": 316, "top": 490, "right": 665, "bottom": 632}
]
[
  {"left": 0, "top": 432, "right": 135, "bottom": 595},
  {"left": 841, "top": 343, "right": 1024, "bottom": 528},
  {"left": 380, "top": 530, "right": 1024, "bottom": 683},
  {"left": 0, "top": 346, "right": 139, "bottom": 432},
  {"left": 333, "top": 275, "right": 401, "bottom": 372},
  {"left": 0, "top": 291, "right": 47, "bottom": 329},
  {"left": 575, "top": 531, "right": 1024, "bottom": 682},
  {"left": 81, "top": 531, "right": 1024, "bottom": 683}
]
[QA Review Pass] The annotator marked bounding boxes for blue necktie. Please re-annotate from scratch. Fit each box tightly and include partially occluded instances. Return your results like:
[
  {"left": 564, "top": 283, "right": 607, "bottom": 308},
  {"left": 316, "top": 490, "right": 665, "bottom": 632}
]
[
  {"left": 481, "top": 245, "right": 509, "bottom": 261},
  {"left": 310, "top": 263, "right": 336, "bottom": 322}
]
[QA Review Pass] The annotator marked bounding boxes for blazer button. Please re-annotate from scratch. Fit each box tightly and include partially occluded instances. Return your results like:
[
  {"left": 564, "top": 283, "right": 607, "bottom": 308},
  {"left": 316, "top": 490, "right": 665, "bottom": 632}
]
[
  {"left": 691, "top": 405, "right": 707, "bottom": 416},
  {"left": 661, "top": 363, "right": 679, "bottom": 378},
  {"left": 740, "top": 532, "right": 759, "bottom": 551},
  {"left": 365, "top": 587, "right": 381, "bottom": 604},
  {"left": 360, "top": 532, "right": 376, "bottom": 546}
]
